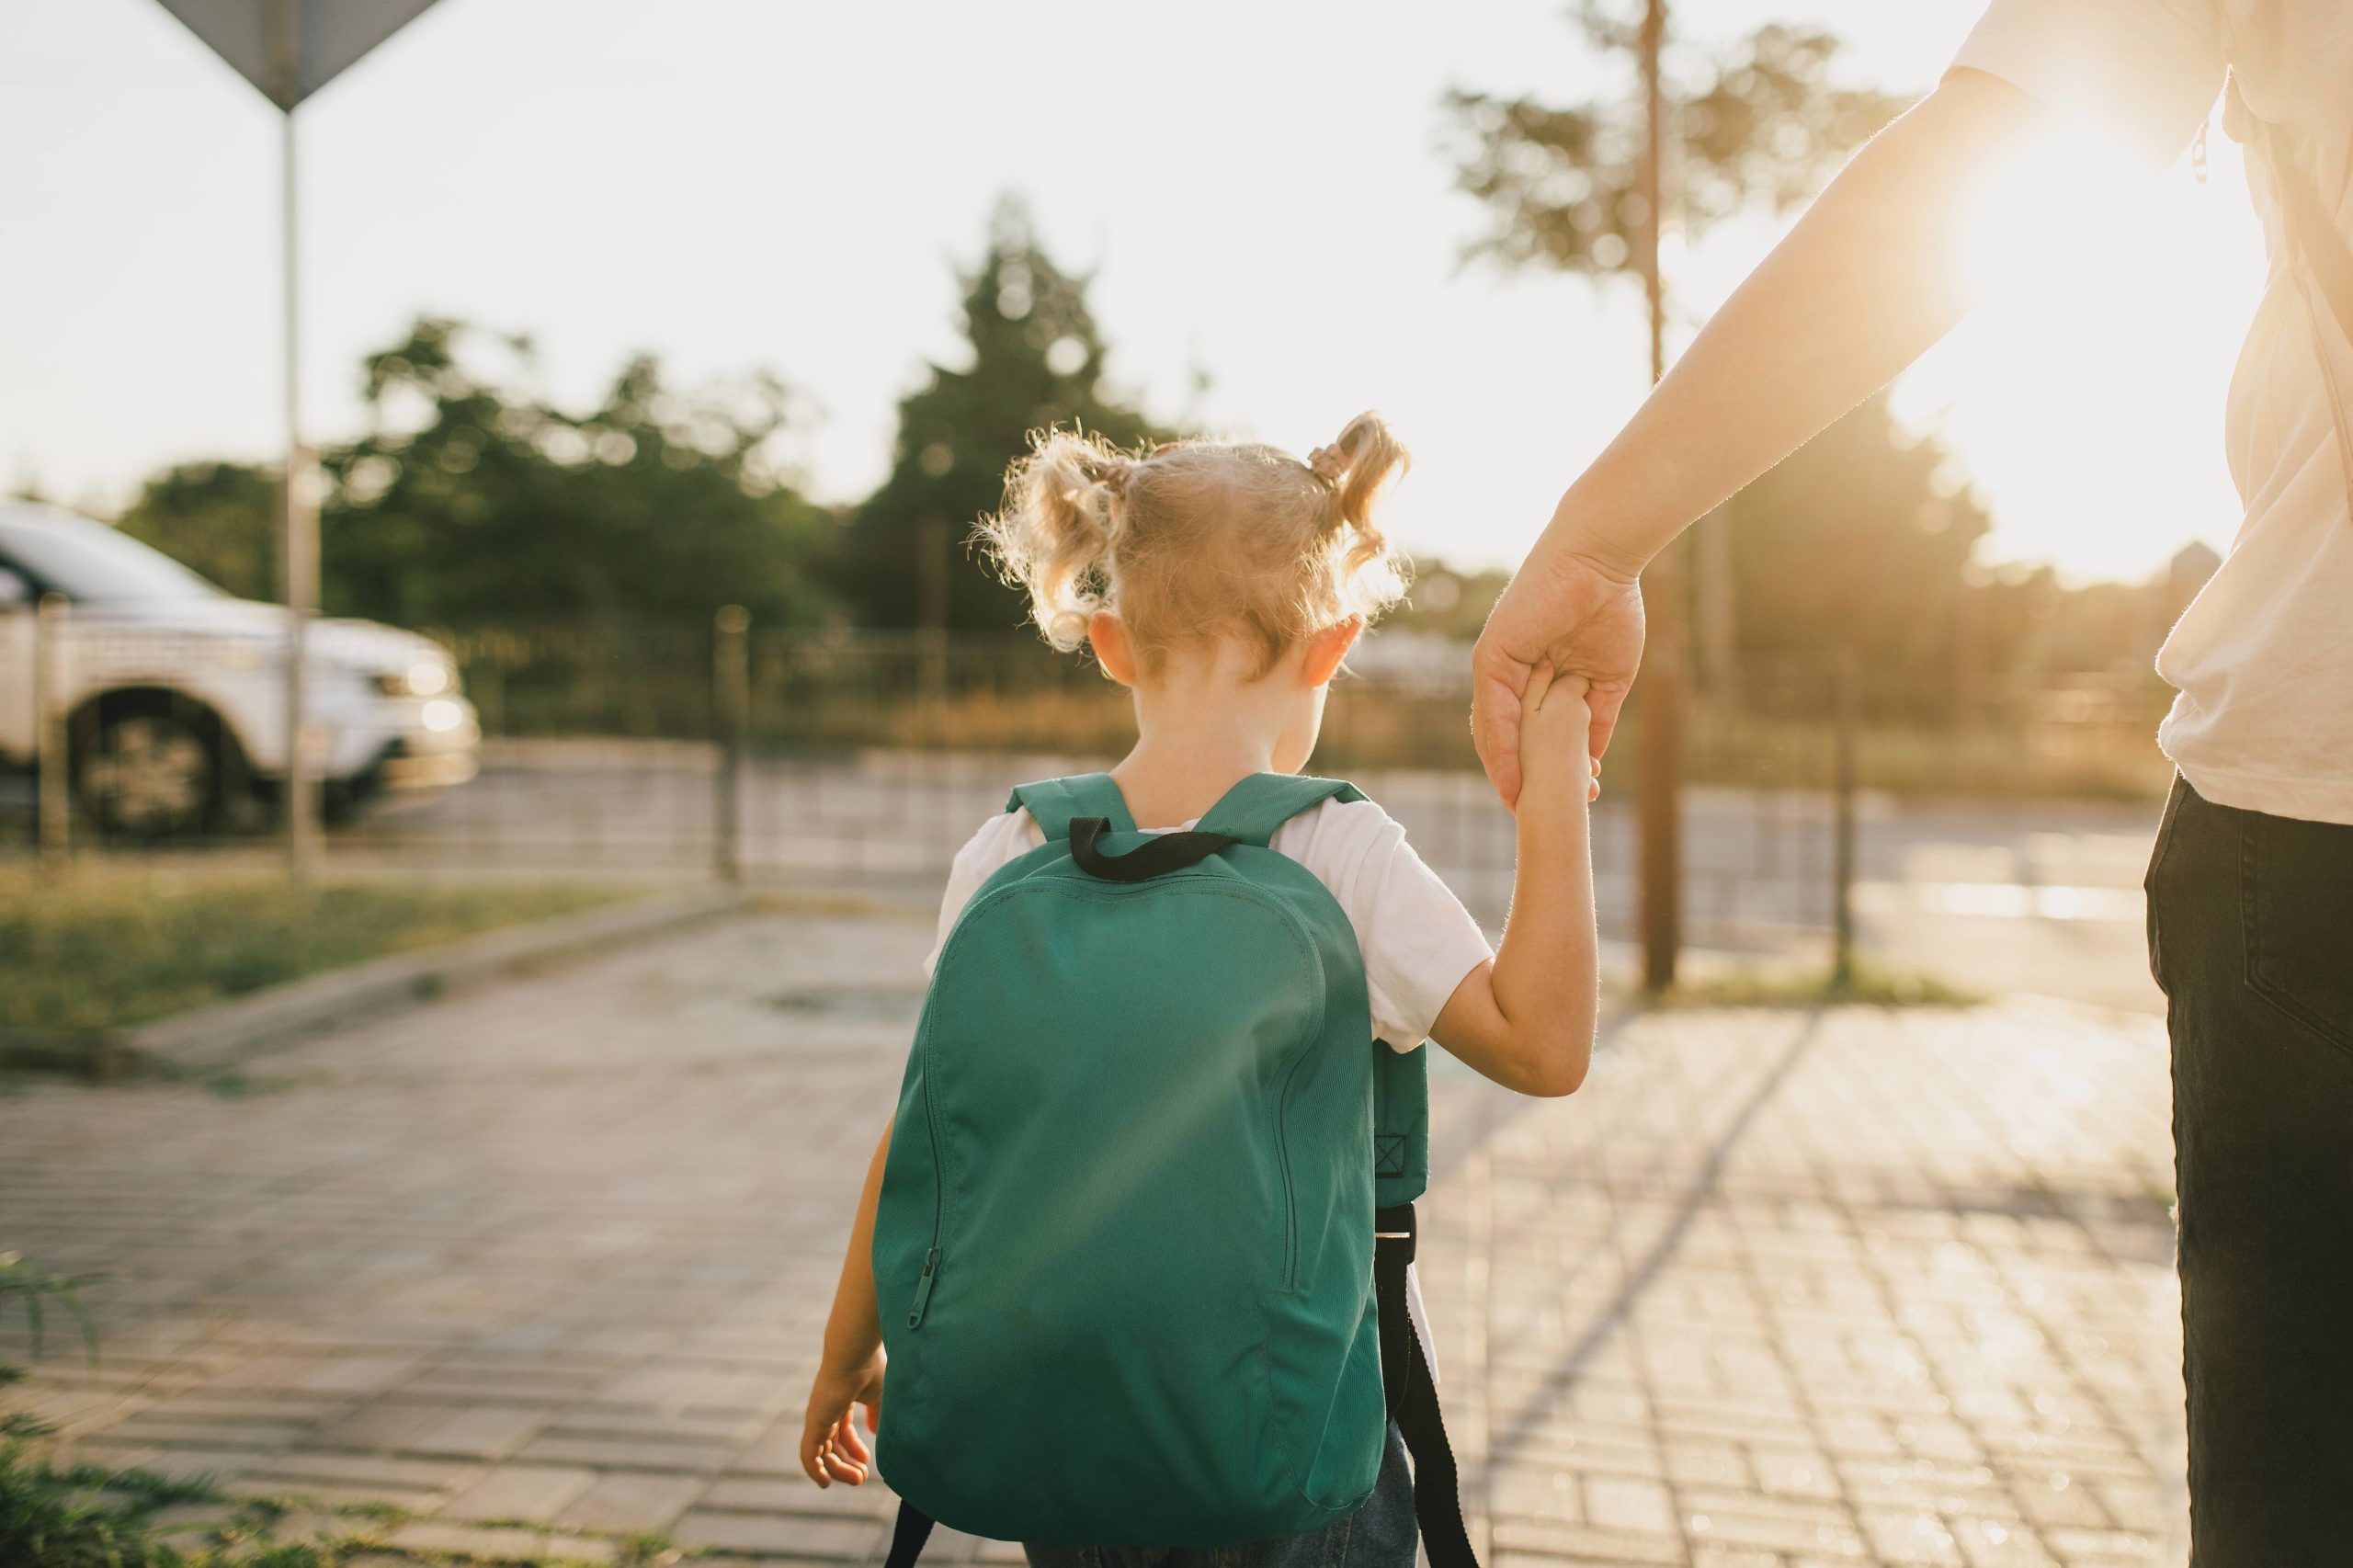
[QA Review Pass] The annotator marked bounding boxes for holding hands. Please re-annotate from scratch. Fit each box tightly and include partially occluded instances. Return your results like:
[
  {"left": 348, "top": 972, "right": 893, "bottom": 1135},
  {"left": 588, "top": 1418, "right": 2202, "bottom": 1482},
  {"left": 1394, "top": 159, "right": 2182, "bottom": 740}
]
[
  {"left": 1515, "top": 660, "right": 1604, "bottom": 809},
  {"left": 1472, "top": 544, "right": 1645, "bottom": 808}
]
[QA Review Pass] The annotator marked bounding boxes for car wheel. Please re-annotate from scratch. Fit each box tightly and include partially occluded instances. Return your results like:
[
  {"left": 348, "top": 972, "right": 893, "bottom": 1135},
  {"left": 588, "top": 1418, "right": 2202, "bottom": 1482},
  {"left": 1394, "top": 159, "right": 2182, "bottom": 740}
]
[{"left": 74, "top": 706, "right": 222, "bottom": 839}]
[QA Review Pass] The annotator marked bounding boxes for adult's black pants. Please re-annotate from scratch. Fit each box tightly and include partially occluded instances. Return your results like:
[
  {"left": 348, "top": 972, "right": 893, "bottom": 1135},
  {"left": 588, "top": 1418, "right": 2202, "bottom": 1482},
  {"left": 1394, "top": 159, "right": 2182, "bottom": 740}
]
[{"left": 2145, "top": 776, "right": 2353, "bottom": 1564}]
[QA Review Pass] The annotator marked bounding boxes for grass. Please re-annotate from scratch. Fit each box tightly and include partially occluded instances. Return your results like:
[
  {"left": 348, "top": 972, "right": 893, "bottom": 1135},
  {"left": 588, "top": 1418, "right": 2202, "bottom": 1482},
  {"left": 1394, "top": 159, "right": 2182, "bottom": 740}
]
[
  {"left": 1643, "top": 960, "right": 1984, "bottom": 1010},
  {"left": 0, "top": 861, "right": 631, "bottom": 1034},
  {"left": 0, "top": 1452, "right": 677, "bottom": 1566}
]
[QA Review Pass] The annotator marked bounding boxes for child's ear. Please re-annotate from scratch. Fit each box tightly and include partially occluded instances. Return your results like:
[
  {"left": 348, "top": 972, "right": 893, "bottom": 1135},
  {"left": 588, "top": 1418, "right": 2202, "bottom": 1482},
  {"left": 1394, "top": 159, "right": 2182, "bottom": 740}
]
[
  {"left": 1088, "top": 612, "right": 1139, "bottom": 687},
  {"left": 1299, "top": 618, "right": 1362, "bottom": 687}
]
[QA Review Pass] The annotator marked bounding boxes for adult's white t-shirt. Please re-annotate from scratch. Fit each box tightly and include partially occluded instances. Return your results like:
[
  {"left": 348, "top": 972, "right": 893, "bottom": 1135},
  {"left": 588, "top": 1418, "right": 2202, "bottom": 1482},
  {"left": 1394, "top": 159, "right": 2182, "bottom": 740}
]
[{"left": 1955, "top": 0, "right": 2353, "bottom": 824}]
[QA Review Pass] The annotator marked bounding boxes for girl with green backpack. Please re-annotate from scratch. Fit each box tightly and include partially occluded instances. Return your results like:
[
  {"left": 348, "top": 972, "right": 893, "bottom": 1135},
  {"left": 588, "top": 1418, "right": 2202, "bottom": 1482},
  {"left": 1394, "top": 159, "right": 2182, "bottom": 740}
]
[{"left": 799, "top": 414, "right": 1601, "bottom": 1565}]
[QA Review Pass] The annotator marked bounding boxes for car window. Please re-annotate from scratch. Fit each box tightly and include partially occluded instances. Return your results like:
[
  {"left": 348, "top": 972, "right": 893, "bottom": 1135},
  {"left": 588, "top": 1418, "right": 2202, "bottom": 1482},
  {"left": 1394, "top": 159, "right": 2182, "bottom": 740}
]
[{"left": 0, "top": 518, "right": 226, "bottom": 604}]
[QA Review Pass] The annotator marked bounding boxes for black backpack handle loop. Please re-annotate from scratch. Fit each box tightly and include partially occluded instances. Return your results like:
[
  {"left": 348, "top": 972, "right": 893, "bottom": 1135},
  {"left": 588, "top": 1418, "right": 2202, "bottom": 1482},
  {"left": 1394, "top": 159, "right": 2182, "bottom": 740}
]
[{"left": 1068, "top": 816, "right": 1238, "bottom": 882}]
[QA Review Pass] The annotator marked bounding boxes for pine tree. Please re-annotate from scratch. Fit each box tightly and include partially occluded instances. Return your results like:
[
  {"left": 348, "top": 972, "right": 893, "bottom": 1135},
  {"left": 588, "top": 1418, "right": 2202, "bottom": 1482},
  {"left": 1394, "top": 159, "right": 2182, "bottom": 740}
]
[{"left": 836, "top": 199, "right": 1177, "bottom": 631}]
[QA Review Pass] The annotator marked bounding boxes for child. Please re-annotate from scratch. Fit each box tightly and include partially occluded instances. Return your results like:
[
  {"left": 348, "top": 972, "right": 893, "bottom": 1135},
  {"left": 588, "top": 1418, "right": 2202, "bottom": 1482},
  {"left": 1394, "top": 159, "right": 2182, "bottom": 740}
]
[{"left": 800, "top": 414, "right": 1599, "bottom": 1565}]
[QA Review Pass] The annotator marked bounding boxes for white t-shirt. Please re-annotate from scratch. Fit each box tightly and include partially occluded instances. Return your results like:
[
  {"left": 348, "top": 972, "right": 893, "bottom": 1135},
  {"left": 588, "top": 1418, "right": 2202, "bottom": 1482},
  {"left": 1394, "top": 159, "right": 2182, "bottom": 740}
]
[
  {"left": 1954, "top": 1, "right": 2353, "bottom": 824},
  {"left": 926, "top": 796, "right": 1495, "bottom": 1051}
]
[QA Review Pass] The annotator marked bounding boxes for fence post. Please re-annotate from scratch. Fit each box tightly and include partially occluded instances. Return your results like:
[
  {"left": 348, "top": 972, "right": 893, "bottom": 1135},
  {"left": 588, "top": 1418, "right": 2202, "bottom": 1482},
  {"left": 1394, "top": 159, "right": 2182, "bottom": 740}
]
[
  {"left": 713, "top": 605, "right": 751, "bottom": 885},
  {"left": 1637, "top": 641, "right": 1685, "bottom": 992},
  {"left": 1831, "top": 650, "right": 1859, "bottom": 987},
  {"left": 36, "top": 594, "right": 70, "bottom": 869}
]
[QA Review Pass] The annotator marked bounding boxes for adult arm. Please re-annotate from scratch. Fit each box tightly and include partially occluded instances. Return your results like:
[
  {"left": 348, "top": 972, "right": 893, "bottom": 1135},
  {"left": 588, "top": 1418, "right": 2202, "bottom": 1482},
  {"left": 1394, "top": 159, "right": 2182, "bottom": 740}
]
[{"left": 1472, "top": 67, "right": 2051, "bottom": 802}]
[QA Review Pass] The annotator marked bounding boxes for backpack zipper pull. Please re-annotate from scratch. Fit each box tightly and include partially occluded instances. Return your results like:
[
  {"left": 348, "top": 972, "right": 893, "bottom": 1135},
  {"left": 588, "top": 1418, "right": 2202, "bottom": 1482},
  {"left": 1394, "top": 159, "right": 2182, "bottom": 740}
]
[{"left": 908, "top": 1248, "right": 941, "bottom": 1327}]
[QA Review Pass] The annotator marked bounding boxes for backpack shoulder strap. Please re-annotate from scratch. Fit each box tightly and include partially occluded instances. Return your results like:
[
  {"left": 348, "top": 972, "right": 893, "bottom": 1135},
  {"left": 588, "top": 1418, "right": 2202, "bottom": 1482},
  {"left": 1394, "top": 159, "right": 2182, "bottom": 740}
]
[
  {"left": 1006, "top": 773, "right": 1137, "bottom": 841},
  {"left": 1194, "top": 773, "right": 1366, "bottom": 847}
]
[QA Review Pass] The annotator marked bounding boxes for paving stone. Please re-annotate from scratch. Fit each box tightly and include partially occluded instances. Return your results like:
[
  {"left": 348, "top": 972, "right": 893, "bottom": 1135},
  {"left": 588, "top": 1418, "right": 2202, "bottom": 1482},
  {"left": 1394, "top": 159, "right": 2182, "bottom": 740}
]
[
  {"left": 405, "top": 1403, "right": 554, "bottom": 1460},
  {"left": 232, "top": 1449, "right": 481, "bottom": 1491},
  {"left": 553, "top": 1468, "right": 708, "bottom": 1533},
  {"left": 436, "top": 1461, "right": 597, "bottom": 1522},
  {"left": 388, "top": 1521, "right": 549, "bottom": 1557},
  {"left": 0, "top": 915, "right": 2191, "bottom": 1566},
  {"left": 518, "top": 1431, "right": 733, "bottom": 1471},
  {"left": 673, "top": 1507, "right": 881, "bottom": 1556},
  {"left": 1585, "top": 1475, "right": 1678, "bottom": 1535},
  {"left": 312, "top": 1400, "right": 464, "bottom": 1452}
]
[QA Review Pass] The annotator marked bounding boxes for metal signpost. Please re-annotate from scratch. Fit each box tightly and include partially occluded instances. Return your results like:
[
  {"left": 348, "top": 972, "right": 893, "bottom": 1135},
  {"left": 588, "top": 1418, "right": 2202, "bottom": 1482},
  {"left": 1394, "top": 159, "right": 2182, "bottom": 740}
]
[{"left": 149, "top": 0, "right": 444, "bottom": 878}]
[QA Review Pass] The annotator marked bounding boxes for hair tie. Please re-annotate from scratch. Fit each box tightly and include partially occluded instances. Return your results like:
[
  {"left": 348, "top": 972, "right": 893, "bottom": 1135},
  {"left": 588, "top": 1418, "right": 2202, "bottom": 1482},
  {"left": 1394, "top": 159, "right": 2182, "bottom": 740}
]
[
  {"left": 1307, "top": 445, "right": 1347, "bottom": 484},
  {"left": 1093, "top": 456, "right": 1137, "bottom": 499}
]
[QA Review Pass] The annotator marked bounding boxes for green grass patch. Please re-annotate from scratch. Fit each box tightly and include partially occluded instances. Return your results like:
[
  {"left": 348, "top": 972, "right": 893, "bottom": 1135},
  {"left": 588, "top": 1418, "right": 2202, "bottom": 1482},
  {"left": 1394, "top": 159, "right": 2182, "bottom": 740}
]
[
  {"left": 1643, "top": 960, "right": 1984, "bottom": 1010},
  {"left": 0, "top": 861, "right": 631, "bottom": 1033}
]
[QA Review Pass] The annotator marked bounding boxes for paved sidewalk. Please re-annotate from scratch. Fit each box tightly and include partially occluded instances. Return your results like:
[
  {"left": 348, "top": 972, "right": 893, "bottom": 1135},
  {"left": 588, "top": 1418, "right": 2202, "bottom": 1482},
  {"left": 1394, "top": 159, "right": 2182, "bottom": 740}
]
[{"left": 0, "top": 909, "right": 2186, "bottom": 1566}]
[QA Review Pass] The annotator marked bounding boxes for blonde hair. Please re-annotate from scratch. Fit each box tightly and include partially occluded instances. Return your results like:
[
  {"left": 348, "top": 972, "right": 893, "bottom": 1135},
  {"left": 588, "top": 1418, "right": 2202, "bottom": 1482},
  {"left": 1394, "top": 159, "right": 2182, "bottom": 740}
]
[{"left": 979, "top": 413, "right": 1410, "bottom": 675}]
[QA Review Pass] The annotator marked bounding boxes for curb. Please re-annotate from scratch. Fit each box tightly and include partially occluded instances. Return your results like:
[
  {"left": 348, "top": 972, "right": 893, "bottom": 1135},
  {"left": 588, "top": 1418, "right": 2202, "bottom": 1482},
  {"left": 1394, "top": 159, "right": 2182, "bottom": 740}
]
[{"left": 0, "top": 886, "right": 751, "bottom": 1081}]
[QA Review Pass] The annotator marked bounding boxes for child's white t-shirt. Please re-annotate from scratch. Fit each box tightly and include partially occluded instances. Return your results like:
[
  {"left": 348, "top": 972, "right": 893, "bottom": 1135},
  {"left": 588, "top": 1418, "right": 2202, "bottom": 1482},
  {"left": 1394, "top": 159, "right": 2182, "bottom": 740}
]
[{"left": 924, "top": 796, "right": 1495, "bottom": 1051}]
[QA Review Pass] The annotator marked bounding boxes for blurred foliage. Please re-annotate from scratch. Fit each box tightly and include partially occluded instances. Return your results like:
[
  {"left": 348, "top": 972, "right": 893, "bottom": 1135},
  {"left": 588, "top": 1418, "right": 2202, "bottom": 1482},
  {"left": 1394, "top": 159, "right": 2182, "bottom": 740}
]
[
  {"left": 1720, "top": 392, "right": 1989, "bottom": 688},
  {"left": 114, "top": 321, "right": 835, "bottom": 629},
  {"left": 832, "top": 198, "right": 1182, "bottom": 632},
  {"left": 0, "top": 1256, "right": 97, "bottom": 1394},
  {"left": 1448, "top": 6, "right": 1908, "bottom": 277},
  {"left": 325, "top": 319, "right": 833, "bottom": 628},
  {"left": 0, "top": 863, "right": 626, "bottom": 1032},
  {"left": 117, "top": 462, "right": 278, "bottom": 603}
]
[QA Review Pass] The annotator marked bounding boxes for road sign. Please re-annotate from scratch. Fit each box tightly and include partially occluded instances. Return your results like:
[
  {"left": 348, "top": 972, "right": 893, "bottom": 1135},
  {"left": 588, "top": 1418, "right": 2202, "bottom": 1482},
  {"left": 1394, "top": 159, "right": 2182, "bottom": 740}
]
[
  {"left": 152, "top": 0, "right": 442, "bottom": 109},
  {"left": 148, "top": 0, "right": 445, "bottom": 877}
]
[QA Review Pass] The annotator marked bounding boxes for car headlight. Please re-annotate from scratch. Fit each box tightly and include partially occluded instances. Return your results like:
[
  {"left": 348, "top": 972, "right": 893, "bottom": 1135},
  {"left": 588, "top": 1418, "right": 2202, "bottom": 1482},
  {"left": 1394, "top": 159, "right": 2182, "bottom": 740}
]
[{"left": 373, "top": 661, "right": 456, "bottom": 698}]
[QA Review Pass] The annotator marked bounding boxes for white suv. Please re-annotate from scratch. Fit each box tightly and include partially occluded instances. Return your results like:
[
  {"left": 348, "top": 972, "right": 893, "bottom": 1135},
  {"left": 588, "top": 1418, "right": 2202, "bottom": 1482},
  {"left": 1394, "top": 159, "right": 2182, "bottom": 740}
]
[{"left": 0, "top": 500, "right": 480, "bottom": 836}]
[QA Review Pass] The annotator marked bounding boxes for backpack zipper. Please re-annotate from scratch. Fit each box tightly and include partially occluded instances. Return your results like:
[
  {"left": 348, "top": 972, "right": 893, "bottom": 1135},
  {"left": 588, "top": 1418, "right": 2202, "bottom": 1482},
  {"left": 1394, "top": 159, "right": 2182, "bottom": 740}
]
[
  {"left": 910, "top": 1072, "right": 947, "bottom": 1329},
  {"left": 908, "top": 1246, "right": 941, "bottom": 1328}
]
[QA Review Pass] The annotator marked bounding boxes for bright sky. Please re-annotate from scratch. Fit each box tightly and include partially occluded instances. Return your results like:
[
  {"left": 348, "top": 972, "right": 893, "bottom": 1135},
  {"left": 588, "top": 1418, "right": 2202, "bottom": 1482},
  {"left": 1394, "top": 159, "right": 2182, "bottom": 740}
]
[{"left": 0, "top": 0, "right": 2267, "bottom": 585}]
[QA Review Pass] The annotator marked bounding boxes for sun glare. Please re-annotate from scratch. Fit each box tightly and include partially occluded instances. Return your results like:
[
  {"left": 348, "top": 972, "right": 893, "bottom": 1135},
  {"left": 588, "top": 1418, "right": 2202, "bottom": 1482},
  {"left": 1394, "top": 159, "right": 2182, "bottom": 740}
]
[{"left": 1901, "top": 114, "right": 2260, "bottom": 584}]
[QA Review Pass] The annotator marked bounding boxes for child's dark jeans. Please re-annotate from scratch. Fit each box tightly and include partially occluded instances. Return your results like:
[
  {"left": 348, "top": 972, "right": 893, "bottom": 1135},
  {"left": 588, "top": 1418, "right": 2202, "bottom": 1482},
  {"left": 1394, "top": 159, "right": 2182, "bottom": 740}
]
[
  {"left": 2145, "top": 777, "right": 2353, "bottom": 1564},
  {"left": 1021, "top": 1422, "right": 1417, "bottom": 1568}
]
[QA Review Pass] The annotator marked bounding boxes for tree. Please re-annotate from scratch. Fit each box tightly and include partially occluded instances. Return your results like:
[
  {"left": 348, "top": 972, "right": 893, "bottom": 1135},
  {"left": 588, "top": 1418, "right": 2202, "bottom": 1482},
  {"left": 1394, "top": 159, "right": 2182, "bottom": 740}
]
[
  {"left": 835, "top": 199, "right": 1178, "bottom": 632},
  {"left": 117, "top": 460, "right": 279, "bottom": 602},
  {"left": 1449, "top": 7, "right": 1915, "bottom": 690},
  {"left": 1718, "top": 392, "right": 1989, "bottom": 700},
  {"left": 1447, "top": 8, "right": 1907, "bottom": 281},
  {"left": 108, "top": 321, "right": 835, "bottom": 630},
  {"left": 322, "top": 319, "right": 832, "bottom": 628}
]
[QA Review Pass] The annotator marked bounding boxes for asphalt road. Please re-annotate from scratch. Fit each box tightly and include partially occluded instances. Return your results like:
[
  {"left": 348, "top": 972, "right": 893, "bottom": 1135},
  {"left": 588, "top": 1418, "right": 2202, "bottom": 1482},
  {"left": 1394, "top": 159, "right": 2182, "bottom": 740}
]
[{"left": 337, "top": 741, "right": 2165, "bottom": 1014}]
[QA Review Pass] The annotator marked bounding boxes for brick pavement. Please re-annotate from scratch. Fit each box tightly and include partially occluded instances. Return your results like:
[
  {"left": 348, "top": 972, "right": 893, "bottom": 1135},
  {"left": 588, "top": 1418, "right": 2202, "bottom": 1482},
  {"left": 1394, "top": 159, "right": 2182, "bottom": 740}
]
[{"left": 0, "top": 909, "right": 2187, "bottom": 1565}]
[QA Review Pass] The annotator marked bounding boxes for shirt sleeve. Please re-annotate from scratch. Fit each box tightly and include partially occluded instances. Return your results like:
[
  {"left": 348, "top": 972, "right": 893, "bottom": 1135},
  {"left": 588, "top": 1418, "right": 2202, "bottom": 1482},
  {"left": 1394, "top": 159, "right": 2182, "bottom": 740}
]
[
  {"left": 1950, "top": 0, "right": 2226, "bottom": 171},
  {"left": 923, "top": 810, "right": 1043, "bottom": 977},
  {"left": 1283, "top": 800, "right": 1494, "bottom": 1052}
]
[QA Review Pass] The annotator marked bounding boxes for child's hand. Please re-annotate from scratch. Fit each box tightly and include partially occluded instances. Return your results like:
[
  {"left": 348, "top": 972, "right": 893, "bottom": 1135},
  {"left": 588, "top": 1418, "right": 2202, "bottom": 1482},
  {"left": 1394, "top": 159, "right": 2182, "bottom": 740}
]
[
  {"left": 800, "top": 1347, "right": 886, "bottom": 1488},
  {"left": 1516, "top": 664, "right": 1600, "bottom": 809}
]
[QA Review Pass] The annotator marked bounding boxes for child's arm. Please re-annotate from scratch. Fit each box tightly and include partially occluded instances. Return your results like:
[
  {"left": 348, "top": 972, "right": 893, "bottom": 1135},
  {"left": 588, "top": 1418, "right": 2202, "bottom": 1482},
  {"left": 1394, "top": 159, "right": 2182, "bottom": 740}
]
[
  {"left": 799, "top": 1117, "right": 893, "bottom": 1488},
  {"left": 1429, "top": 665, "right": 1599, "bottom": 1096}
]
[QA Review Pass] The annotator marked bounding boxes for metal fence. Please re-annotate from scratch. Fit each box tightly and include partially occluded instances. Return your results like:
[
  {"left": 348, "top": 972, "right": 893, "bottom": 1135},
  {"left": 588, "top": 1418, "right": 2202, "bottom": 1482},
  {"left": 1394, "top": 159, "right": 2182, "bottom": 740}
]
[{"left": 3, "top": 613, "right": 2175, "bottom": 962}]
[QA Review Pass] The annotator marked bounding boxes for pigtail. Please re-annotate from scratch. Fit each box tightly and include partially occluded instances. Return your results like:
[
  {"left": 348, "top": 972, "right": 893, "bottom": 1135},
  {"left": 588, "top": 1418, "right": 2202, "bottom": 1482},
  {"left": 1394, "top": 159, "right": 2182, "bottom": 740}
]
[
  {"left": 1313, "top": 411, "right": 1410, "bottom": 609},
  {"left": 978, "top": 429, "right": 1135, "bottom": 651}
]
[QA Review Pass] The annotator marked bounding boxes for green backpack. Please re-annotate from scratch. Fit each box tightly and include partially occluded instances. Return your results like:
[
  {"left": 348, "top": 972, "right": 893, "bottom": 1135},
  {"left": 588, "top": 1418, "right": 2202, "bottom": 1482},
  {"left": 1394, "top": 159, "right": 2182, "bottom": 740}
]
[{"left": 873, "top": 772, "right": 1476, "bottom": 1564}]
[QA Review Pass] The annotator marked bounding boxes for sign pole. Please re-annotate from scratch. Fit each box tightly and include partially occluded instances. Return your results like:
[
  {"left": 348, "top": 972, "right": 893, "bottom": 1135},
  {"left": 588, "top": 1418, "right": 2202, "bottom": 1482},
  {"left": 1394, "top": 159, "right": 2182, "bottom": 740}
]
[
  {"left": 271, "top": 5, "right": 320, "bottom": 879},
  {"left": 146, "top": 0, "right": 449, "bottom": 880}
]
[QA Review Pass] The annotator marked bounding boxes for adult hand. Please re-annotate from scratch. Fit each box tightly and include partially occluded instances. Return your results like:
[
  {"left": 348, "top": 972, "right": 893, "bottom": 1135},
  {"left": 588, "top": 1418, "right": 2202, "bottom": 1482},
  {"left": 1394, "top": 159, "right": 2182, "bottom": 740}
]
[{"left": 1472, "top": 545, "right": 1646, "bottom": 806}]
